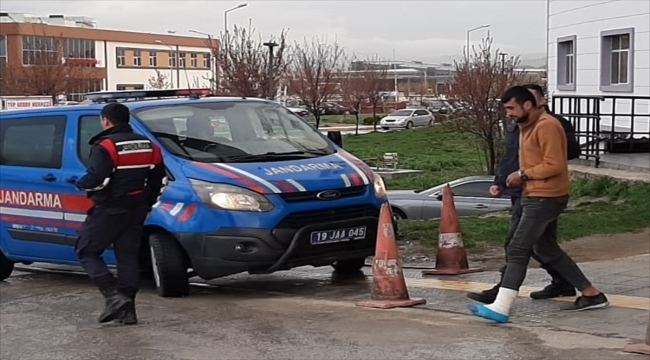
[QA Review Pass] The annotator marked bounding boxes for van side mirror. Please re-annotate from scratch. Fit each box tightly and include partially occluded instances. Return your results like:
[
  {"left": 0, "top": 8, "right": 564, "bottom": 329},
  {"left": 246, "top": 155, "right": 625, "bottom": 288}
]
[{"left": 327, "top": 130, "right": 343, "bottom": 147}]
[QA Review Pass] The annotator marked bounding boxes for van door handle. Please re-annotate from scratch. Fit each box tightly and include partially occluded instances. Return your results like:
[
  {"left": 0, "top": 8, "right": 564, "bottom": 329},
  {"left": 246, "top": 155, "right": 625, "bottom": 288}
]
[
  {"left": 474, "top": 204, "right": 488, "bottom": 209},
  {"left": 65, "top": 176, "right": 79, "bottom": 184},
  {"left": 42, "top": 174, "right": 57, "bottom": 182}
]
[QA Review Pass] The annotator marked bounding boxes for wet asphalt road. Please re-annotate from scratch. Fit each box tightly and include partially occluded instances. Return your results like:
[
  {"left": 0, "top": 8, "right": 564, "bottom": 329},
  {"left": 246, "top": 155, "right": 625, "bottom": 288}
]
[{"left": 0, "top": 266, "right": 637, "bottom": 360}]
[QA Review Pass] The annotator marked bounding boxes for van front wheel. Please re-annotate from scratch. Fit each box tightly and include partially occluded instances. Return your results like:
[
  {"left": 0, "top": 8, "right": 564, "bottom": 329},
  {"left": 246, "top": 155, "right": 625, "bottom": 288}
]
[
  {"left": 0, "top": 252, "right": 15, "bottom": 281},
  {"left": 149, "top": 232, "right": 190, "bottom": 298}
]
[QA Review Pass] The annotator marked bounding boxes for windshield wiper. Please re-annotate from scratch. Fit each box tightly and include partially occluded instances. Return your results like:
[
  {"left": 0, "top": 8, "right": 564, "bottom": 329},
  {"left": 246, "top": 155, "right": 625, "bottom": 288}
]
[{"left": 226, "top": 150, "right": 330, "bottom": 163}]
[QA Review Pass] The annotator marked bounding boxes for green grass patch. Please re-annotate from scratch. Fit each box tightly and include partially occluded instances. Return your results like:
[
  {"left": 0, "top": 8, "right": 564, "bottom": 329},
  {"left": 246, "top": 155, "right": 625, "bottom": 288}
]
[
  {"left": 399, "top": 178, "right": 650, "bottom": 251},
  {"left": 344, "top": 126, "right": 484, "bottom": 189},
  {"left": 341, "top": 126, "right": 650, "bottom": 251}
]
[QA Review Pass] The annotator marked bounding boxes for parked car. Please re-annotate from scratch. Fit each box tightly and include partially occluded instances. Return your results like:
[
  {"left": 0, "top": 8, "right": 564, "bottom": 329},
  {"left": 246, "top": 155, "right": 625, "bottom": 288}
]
[
  {"left": 320, "top": 102, "right": 355, "bottom": 115},
  {"left": 426, "top": 100, "right": 451, "bottom": 114},
  {"left": 387, "top": 176, "right": 512, "bottom": 220},
  {"left": 379, "top": 109, "right": 434, "bottom": 130},
  {"left": 286, "top": 107, "right": 310, "bottom": 117}
]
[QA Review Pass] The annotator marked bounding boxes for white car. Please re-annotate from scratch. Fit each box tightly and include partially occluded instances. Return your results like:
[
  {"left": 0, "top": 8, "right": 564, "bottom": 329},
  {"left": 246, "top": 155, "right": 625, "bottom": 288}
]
[
  {"left": 379, "top": 109, "right": 434, "bottom": 130},
  {"left": 286, "top": 107, "right": 311, "bottom": 117}
]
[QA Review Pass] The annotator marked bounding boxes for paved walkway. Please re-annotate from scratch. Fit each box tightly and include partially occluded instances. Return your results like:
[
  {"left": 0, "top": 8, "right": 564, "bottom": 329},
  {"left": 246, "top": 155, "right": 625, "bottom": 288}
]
[
  {"left": 202, "top": 253, "right": 650, "bottom": 344},
  {"left": 570, "top": 164, "right": 650, "bottom": 182},
  {"left": 12, "top": 253, "right": 650, "bottom": 352}
]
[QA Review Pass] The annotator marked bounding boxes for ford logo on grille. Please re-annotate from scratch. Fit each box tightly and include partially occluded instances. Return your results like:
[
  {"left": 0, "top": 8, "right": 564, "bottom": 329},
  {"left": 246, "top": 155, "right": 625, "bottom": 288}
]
[{"left": 316, "top": 190, "right": 341, "bottom": 200}]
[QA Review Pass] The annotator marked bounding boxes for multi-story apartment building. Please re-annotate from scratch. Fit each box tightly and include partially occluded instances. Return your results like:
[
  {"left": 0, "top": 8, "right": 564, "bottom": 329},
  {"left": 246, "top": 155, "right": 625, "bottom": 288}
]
[{"left": 0, "top": 12, "right": 218, "bottom": 100}]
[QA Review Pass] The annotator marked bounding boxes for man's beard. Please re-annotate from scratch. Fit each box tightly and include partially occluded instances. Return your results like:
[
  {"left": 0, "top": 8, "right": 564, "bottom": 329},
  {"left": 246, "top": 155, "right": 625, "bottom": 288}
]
[{"left": 515, "top": 112, "right": 529, "bottom": 124}]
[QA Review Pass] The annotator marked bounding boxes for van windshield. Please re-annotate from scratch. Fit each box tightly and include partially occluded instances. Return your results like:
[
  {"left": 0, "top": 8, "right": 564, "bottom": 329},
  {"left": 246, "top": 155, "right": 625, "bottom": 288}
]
[{"left": 131, "top": 100, "right": 334, "bottom": 163}]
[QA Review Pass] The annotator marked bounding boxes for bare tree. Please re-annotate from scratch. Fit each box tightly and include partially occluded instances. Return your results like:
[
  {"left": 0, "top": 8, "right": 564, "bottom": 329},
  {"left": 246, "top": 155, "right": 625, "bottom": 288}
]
[
  {"left": 341, "top": 59, "right": 367, "bottom": 135},
  {"left": 362, "top": 57, "right": 388, "bottom": 132},
  {"left": 211, "top": 25, "right": 290, "bottom": 98},
  {"left": 1, "top": 33, "right": 88, "bottom": 101},
  {"left": 291, "top": 37, "right": 345, "bottom": 128},
  {"left": 444, "top": 34, "right": 524, "bottom": 175},
  {"left": 147, "top": 69, "right": 171, "bottom": 89}
]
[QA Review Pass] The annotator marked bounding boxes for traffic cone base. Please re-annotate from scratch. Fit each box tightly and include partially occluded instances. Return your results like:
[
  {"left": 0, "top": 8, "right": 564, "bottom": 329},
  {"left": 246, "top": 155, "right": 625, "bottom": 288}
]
[
  {"left": 356, "top": 203, "right": 426, "bottom": 310},
  {"left": 422, "top": 268, "right": 483, "bottom": 275},
  {"left": 422, "top": 230, "right": 483, "bottom": 276},
  {"left": 622, "top": 344, "right": 650, "bottom": 355},
  {"left": 356, "top": 298, "right": 426, "bottom": 309}
]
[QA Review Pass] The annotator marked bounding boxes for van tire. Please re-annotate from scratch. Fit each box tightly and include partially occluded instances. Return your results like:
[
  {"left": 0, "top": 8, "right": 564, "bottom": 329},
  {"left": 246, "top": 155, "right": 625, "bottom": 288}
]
[
  {"left": 149, "top": 232, "right": 190, "bottom": 298},
  {"left": 0, "top": 251, "right": 15, "bottom": 281},
  {"left": 332, "top": 257, "right": 366, "bottom": 274}
]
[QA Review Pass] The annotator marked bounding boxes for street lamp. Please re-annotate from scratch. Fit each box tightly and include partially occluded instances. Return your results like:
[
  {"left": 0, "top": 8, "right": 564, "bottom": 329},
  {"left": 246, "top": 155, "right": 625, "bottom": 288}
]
[
  {"left": 156, "top": 39, "right": 179, "bottom": 88},
  {"left": 224, "top": 3, "right": 248, "bottom": 34},
  {"left": 263, "top": 41, "right": 278, "bottom": 100},
  {"left": 466, "top": 24, "right": 490, "bottom": 58}
]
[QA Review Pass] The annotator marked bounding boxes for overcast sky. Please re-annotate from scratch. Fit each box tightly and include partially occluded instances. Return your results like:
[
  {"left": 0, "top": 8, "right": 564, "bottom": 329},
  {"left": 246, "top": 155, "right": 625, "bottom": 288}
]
[{"left": 2, "top": 0, "right": 547, "bottom": 62}]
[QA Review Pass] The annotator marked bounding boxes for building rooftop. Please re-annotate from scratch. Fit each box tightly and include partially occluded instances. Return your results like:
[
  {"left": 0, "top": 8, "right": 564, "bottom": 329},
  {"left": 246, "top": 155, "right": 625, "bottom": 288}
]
[{"left": 0, "top": 12, "right": 97, "bottom": 29}]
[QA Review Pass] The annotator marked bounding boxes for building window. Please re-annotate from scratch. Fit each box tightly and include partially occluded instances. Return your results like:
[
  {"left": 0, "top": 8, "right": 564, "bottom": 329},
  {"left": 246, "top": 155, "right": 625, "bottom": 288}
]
[
  {"left": 22, "top": 35, "right": 59, "bottom": 65},
  {"left": 178, "top": 53, "right": 186, "bottom": 68},
  {"left": 0, "top": 35, "right": 7, "bottom": 81},
  {"left": 556, "top": 35, "right": 576, "bottom": 91},
  {"left": 203, "top": 53, "right": 210, "bottom": 69},
  {"left": 133, "top": 50, "right": 142, "bottom": 67},
  {"left": 117, "top": 48, "right": 126, "bottom": 67},
  {"left": 149, "top": 51, "right": 157, "bottom": 67},
  {"left": 168, "top": 51, "right": 176, "bottom": 68},
  {"left": 600, "top": 28, "right": 634, "bottom": 93},
  {"left": 190, "top": 53, "right": 198, "bottom": 68},
  {"left": 62, "top": 38, "right": 95, "bottom": 59}
]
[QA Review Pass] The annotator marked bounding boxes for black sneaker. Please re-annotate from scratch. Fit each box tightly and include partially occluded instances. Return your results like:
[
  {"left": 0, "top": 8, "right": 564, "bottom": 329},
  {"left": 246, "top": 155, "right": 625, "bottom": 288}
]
[
  {"left": 561, "top": 293, "right": 609, "bottom": 311},
  {"left": 466, "top": 286, "right": 499, "bottom": 304},
  {"left": 530, "top": 283, "right": 576, "bottom": 299}
]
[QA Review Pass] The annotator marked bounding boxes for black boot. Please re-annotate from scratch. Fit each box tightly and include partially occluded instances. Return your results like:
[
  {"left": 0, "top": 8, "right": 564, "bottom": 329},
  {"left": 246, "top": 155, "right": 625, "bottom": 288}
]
[
  {"left": 466, "top": 284, "right": 500, "bottom": 304},
  {"left": 115, "top": 295, "right": 138, "bottom": 325},
  {"left": 98, "top": 288, "right": 133, "bottom": 324},
  {"left": 530, "top": 267, "right": 576, "bottom": 300}
]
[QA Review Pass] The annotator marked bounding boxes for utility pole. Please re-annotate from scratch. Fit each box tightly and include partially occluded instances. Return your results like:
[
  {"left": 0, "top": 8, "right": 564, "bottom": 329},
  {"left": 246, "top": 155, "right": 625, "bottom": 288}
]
[
  {"left": 263, "top": 41, "right": 278, "bottom": 100},
  {"left": 498, "top": 52, "right": 508, "bottom": 71}
]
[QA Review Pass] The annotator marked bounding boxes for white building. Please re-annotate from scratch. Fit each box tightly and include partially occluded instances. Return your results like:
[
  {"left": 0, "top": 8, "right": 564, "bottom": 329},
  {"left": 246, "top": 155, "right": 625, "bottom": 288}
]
[
  {"left": 100, "top": 40, "right": 216, "bottom": 91},
  {"left": 547, "top": 0, "right": 650, "bottom": 137}
]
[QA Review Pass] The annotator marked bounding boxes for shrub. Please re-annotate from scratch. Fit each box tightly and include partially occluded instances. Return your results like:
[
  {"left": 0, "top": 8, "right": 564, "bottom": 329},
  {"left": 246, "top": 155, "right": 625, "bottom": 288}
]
[{"left": 362, "top": 115, "right": 382, "bottom": 125}]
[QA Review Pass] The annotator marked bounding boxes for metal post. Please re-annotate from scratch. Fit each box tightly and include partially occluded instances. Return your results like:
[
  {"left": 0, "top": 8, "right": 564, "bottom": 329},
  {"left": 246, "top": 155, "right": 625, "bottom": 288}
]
[
  {"left": 498, "top": 52, "right": 508, "bottom": 71},
  {"left": 263, "top": 41, "right": 278, "bottom": 100}
]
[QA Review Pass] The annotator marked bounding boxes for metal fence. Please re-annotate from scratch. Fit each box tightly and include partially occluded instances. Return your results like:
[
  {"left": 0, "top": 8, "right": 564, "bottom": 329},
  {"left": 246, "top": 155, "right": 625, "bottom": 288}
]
[{"left": 552, "top": 95, "right": 650, "bottom": 167}]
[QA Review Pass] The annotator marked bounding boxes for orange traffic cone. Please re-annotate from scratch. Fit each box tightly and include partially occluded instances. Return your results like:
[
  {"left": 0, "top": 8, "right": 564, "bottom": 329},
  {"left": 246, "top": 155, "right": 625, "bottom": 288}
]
[
  {"left": 623, "top": 312, "right": 650, "bottom": 355},
  {"left": 422, "top": 184, "right": 483, "bottom": 276},
  {"left": 356, "top": 203, "right": 426, "bottom": 309}
]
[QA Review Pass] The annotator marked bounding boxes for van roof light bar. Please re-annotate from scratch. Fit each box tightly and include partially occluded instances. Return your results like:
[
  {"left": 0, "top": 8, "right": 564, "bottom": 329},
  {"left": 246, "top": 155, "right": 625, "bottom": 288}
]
[{"left": 84, "top": 88, "right": 213, "bottom": 103}]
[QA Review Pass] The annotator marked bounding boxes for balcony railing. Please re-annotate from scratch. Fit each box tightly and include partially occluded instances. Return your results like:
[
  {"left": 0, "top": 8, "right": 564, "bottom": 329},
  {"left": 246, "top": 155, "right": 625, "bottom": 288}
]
[{"left": 551, "top": 95, "right": 650, "bottom": 167}]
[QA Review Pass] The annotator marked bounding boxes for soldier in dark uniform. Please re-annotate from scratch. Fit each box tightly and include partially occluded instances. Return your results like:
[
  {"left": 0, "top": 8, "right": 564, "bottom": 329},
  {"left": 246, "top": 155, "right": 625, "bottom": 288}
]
[{"left": 75, "top": 102, "right": 165, "bottom": 325}]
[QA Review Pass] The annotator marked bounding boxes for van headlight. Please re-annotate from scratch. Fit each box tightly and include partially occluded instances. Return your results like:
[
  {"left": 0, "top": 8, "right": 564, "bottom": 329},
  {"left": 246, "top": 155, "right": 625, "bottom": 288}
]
[
  {"left": 189, "top": 179, "right": 274, "bottom": 212},
  {"left": 373, "top": 174, "right": 387, "bottom": 199}
]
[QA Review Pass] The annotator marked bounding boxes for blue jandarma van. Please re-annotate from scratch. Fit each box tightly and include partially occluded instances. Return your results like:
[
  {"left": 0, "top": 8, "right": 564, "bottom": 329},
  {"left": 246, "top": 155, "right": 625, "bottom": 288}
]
[{"left": 0, "top": 89, "right": 388, "bottom": 297}]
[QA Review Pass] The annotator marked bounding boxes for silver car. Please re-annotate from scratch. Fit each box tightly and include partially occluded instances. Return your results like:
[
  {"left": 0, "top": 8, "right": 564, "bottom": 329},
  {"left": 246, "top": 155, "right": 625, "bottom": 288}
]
[
  {"left": 379, "top": 109, "right": 434, "bottom": 130},
  {"left": 387, "top": 176, "right": 513, "bottom": 220}
]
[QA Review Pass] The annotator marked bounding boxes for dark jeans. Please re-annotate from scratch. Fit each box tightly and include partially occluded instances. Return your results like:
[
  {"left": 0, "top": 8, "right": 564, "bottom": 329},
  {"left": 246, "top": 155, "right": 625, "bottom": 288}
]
[
  {"left": 501, "top": 196, "right": 593, "bottom": 292},
  {"left": 498, "top": 197, "right": 570, "bottom": 286},
  {"left": 76, "top": 205, "right": 148, "bottom": 299}
]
